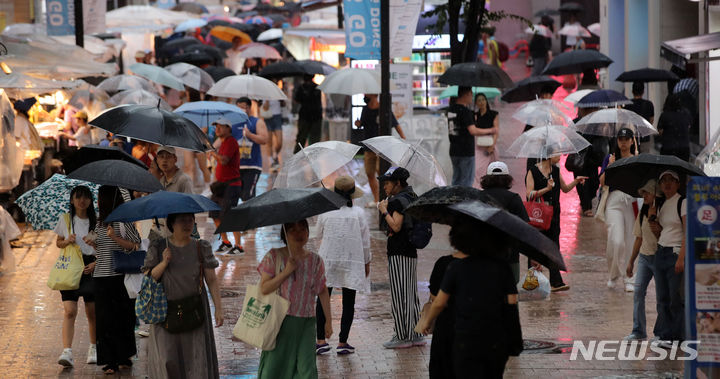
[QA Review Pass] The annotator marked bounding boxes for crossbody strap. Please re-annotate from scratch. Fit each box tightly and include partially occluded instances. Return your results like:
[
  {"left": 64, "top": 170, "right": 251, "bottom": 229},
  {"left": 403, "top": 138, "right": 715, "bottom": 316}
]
[{"left": 196, "top": 240, "right": 204, "bottom": 294}]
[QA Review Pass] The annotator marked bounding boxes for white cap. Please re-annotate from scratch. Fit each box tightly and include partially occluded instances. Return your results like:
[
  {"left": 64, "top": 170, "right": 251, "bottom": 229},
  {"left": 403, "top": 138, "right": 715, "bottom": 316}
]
[
  {"left": 156, "top": 146, "right": 176, "bottom": 155},
  {"left": 659, "top": 170, "right": 679, "bottom": 182},
  {"left": 212, "top": 117, "right": 233, "bottom": 126},
  {"left": 487, "top": 161, "right": 509, "bottom": 176}
]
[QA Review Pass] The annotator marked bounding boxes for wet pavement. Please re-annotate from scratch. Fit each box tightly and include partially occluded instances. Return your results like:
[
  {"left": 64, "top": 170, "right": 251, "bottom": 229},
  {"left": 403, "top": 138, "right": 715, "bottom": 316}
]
[{"left": 0, "top": 59, "right": 685, "bottom": 378}]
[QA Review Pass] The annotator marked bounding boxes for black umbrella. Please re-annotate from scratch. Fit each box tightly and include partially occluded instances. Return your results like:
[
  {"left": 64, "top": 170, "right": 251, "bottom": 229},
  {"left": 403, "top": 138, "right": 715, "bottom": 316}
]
[
  {"left": 62, "top": 145, "right": 147, "bottom": 174},
  {"left": 204, "top": 66, "right": 236, "bottom": 81},
  {"left": 438, "top": 62, "right": 514, "bottom": 88},
  {"left": 576, "top": 89, "right": 631, "bottom": 108},
  {"left": 296, "top": 60, "right": 337, "bottom": 76},
  {"left": 67, "top": 160, "right": 162, "bottom": 193},
  {"left": 604, "top": 154, "right": 706, "bottom": 197},
  {"left": 89, "top": 104, "right": 214, "bottom": 152},
  {"left": 169, "top": 51, "right": 215, "bottom": 66},
  {"left": 258, "top": 61, "right": 305, "bottom": 78},
  {"left": 158, "top": 38, "right": 203, "bottom": 55},
  {"left": 535, "top": 8, "right": 560, "bottom": 17},
  {"left": 541, "top": 49, "right": 613, "bottom": 76},
  {"left": 501, "top": 76, "right": 561, "bottom": 103},
  {"left": 559, "top": 2, "right": 583, "bottom": 12},
  {"left": 406, "top": 199, "right": 565, "bottom": 271},
  {"left": 616, "top": 68, "right": 679, "bottom": 83},
  {"left": 215, "top": 188, "right": 347, "bottom": 233},
  {"left": 208, "top": 35, "right": 232, "bottom": 50}
]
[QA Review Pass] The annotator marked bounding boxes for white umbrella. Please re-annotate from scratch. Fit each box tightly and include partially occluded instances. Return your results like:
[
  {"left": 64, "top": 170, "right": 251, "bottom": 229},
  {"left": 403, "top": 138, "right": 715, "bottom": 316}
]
[
  {"left": 318, "top": 68, "right": 380, "bottom": 96},
  {"left": 512, "top": 99, "right": 575, "bottom": 128},
  {"left": 257, "top": 28, "right": 283, "bottom": 42},
  {"left": 109, "top": 89, "right": 172, "bottom": 111},
  {"left": 564, "top": 89, "right": 594, "bottom": 105},
  {"left": 273, "top": 141, "right": 361, "bottom": 189},
  {"left": 237, "top": 43, "right": 282, "bottom": 59},
  {"left": 574, "top": 108, "right": 658, "bottom": 137},
  {"left": 0, "top": 73, "right": 80, "bottom": 97},
  {"left": 106, "top": 5, "right": 193, "bottom": 28},
  {"left": 207, "top": 75, "right": 287, "bottom": 100},
  {"left": 558, "top": 24, "right": 592, "bottom": 38},
  {"left": 97, "top": 74, "right": 157, "bottom": 94},
  {"left": 588, "top": 23, "right": 601, "bottom": 36},
  {"left": 164, "top": 62, "right": 215, "bottom": 92},
  {"left": 525, "top": 24, "right": 553, "bottom": 38},
  {"left": 129, "top": 63, "right": 185, "bottom": 91},
  {"left": 505, "top": 125, "right": 590, "bottom": 160},
  {"left": 362, "top": 136, "right": 447, "bottom": 187}
]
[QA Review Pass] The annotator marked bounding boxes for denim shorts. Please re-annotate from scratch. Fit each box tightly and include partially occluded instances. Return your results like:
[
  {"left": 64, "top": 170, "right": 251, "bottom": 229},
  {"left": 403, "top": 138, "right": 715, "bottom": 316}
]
[{"left": 265, "top": 114, "right": 283, "bottom": 132}]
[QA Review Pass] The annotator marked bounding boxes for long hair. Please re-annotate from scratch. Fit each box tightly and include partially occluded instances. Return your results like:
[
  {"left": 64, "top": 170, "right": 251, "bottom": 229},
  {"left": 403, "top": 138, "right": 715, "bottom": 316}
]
[
  {"left": 97, "top": 185, "right": 125, "bottom": 225},
  {"left": 612, "top": 137, "right": 636, "bottom": 160},
  {"left": 69, "top": 185, "right": 97, "bottom": 232},
  {"left": 663, "top": 93, "right": 683, "bottom": 112},
  {"left": 475, "top": 93, "right": 491, "bottom": 113}
]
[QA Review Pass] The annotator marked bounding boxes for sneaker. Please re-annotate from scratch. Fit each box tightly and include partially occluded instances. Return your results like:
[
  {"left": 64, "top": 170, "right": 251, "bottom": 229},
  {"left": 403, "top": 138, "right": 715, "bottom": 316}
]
[
  {"left": 226, "top": 246, "right": 245, "bottom": 255},
  {"left": 316, "top": 343, "right": 331, "bottom": 355},
  {"left": 86, "top": 344, "right": 97, "bottom": 364},
  {"left": 215, "top": 242, "right": 232, "bottom": 253},
  {"left": 336, "top": 344, "right": 355, "bottom": 355},
  {"left": 382, "top": 336, "right": 412, "bottom": 349},
  {"left": 623, "top": 334, "right": 645, "bottom": 341},
  {"left": 625, "top": 283, "right": 635, "bottom": 292},
  {"left": 650, "top": 336, "right": 661, "bottom": 344},
  {"left": 551, "top": 284, "right": 570, "bottom": 292},
  {"left": 58, "top": 348, "right": 74, "bottom": 367},
  {"left": 607, "top": 279, "right": 618, "bottom": 288},
  {"left": 656, "top": 340, "right": 675, "bottom": 349},
  {"left": 411, "top": 335, "right": 427, "bottom": 346}
]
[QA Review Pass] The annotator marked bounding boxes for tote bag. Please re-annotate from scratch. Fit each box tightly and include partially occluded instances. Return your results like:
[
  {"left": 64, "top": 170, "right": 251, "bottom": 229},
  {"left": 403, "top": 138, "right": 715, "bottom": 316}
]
[
  {"left": 135, "top": 274, "right": 168, "bottom": 324},
  {"left": 47, "top": 213, "right": 84, "bottom": 290},
  {"left": 523, "top": 199, "right": 553, "bottom": 231}
]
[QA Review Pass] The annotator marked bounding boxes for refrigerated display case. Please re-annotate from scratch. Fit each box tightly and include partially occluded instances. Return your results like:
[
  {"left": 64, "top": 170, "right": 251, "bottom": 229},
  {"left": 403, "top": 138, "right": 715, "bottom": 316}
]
[{"left": 410, "top": 51, "right": 451, "bottom": 108}]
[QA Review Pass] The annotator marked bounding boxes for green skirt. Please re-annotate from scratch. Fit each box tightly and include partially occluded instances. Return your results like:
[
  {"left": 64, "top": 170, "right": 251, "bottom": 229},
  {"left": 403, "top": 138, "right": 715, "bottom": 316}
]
[{"left": 258, "top": 315, "right": 317, "bottom": 379}]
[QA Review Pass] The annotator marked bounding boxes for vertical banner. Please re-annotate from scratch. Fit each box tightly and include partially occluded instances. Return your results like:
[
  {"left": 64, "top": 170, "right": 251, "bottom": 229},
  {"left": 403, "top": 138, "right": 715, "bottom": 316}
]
[
  {"left": 687, "top": 177, "right": 720, "bottom": 378},
  {"left": 83, "top": 0, "right": 106, "bottom": 35},
  {"left": 46, "top": 0, "right": 75, "bottom": 36},
  {"left": 342, "top": 0, "right": 381, "bottom": 60},
  {"left": 388, "top": 63, "right": 413, "bottom": 122},
  {"left": 389, "top": 0, "right": 422, "bottom": 59}
]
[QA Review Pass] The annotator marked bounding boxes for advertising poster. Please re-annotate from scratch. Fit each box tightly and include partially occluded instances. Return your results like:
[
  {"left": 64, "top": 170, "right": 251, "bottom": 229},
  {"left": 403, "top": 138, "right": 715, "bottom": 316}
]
[
  {"left": 46, "top": 0, "right": 75, "bottom": 36},
  {"left": 343, "top": 0, "right": 422, "bottom": 60}
]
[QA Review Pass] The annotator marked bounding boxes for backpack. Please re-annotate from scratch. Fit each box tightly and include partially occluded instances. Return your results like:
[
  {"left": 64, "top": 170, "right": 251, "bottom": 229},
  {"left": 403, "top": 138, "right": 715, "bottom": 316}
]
[
  {"left": 394, "top": 191, "right": 433, "bottom": 249},
  {"left": 498, "top": 42, "right": 510, "bottom": 62}
]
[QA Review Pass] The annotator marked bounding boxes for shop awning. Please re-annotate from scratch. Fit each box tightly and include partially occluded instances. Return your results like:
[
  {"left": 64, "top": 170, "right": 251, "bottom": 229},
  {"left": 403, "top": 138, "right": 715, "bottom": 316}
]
[{"left": 661, "top": 32, "right": 720, "bottom": 68}]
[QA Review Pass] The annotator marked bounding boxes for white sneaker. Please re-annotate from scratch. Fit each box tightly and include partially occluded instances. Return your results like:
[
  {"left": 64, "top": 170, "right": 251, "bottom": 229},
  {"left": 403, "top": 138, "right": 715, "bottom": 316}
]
[
  {"left": 58, "top": 348, "right": 74, "bottom": 367},
  {"left": 625, "top": 283, "right": 635, "bottom": 292},
  {"left": 607, "top": 279, "right": 617, "bottom": 288},
  {"left": 86, "top": 344, "right": 97, "bottom": 364}
]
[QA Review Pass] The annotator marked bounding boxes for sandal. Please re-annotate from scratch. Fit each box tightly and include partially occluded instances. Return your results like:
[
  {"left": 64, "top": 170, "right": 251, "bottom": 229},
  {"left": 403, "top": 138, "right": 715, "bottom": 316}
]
[
  {"left": 102, "top": 365, "right": 118, "bottom": 375},
  {"left": 583, "top": 210, "right": 594, "bottom": 217}
]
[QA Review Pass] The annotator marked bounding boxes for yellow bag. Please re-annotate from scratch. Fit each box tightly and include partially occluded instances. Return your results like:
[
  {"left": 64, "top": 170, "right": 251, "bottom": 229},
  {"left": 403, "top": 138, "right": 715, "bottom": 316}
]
[{"left": 47, "top": 213, "right": 84, "bottom": 291}]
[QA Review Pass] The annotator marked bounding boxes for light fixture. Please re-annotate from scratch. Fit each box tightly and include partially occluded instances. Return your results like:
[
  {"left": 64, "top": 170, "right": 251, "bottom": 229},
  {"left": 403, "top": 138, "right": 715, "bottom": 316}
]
[{"left": 0, "top": 62, "right": 11, "bottom": 75}]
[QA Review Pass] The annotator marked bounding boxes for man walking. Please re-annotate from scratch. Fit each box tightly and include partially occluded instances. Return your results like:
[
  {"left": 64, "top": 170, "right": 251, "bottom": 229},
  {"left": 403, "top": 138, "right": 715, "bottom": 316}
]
[
  {"left": 293, "top": 74, "right": 322, "bottom": 153},
  {"left": 209, "top": 119, "right": 244, "bottom": 255},
  {"left": 624, "top": 82, "right": 655, "bottom": 153},
  {"left": 234, "top": 97, "right": 269, "bottom": 201}
]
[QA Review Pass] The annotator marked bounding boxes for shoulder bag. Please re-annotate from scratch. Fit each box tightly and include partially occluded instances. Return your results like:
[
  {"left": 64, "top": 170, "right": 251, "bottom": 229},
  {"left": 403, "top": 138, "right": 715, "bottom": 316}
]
[
  {"left": 164, "top": 241, "right": 206, "bottom": 334},
  {"left": 135, "top": 273, "right": 168, "bottom": 324},
  {"left": 476, "top": 135, "right": 495, "bottom": 147},
  {"left": 523, "top": 198, "right": 553, "bottom": 231},
  {"left": 112, "top": 223, "right": 146, "bottom": 274}
]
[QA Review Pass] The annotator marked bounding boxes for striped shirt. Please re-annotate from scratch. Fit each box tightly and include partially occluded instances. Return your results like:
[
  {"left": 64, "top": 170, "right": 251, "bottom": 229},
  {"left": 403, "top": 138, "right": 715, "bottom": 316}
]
[
  {"left": 258, "top": 248, "right": 326, "bottom": 318},
  {"left": 92, "top": 222, "right": 141, "bottom": 278},
  {"left": 673, "top": 78, "right": 698, "bottom": 97}
]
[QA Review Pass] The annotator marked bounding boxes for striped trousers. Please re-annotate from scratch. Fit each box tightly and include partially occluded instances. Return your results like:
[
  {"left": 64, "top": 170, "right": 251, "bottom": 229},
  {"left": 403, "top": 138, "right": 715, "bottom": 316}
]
[{"left": 388, "top": 255, "right": 422, "bottom": 341}]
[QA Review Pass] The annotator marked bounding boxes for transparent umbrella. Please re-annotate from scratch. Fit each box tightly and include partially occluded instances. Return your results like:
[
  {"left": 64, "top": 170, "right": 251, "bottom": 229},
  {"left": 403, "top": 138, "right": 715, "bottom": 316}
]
[
  {"left": 110, "top": 89, "right": 172, "bottom": 111},
  {"left": 129, "top": 63, "right": 185, "bottom": 91},
  {"left": 318, "top": 68, "right": 380, "bottom": 96},
  {"left": 361, "top": 136, "right": 447, "bottom": 187},
  {"left": 574, "top": 108, "right": 658, "bottom": 137},
  {"left": 164, "top": 62, "right": 215, "bottom": 92},
  {"left": 273, "top": 141, "right": 361, "bottom": 189},
  {"left": 207, "top": 75, "right": 287, "bottom": 100},
  {"left": 97, "top": 74, "right": 157, "bottom": 95},
  {"left": 512, "top": 99, "right": 575, "bottom": 128},
  {"left": 505, "top": 125, "right": 590, "bottom": 160}
]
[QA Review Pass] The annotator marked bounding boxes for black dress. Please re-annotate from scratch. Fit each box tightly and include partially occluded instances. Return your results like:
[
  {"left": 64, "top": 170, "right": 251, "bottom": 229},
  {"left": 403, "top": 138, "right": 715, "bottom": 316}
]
[
  {"left": 528, "top": 164, "right": 566, "bottom": 287},
  {"left": 428, "top": 255, "right": 459, "bottom": 379}
]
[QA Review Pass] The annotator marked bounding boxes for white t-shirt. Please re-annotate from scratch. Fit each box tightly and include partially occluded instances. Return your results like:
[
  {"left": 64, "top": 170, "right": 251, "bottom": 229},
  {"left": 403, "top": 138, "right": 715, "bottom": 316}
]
[
  {"left": 657, "top": 193, "right": 686, "bottom": 249},
  {"left": 73, "top": 127, "right": 93, "bottom": 147},
  {"left": 268, "top": 100, "right": 282, "bottom": 116},
  {"left": 54, "top": 214, "right": 96, "bottom": 256},
  {"left": 633, "top": 212, "right": 657, "bottom": 255}
]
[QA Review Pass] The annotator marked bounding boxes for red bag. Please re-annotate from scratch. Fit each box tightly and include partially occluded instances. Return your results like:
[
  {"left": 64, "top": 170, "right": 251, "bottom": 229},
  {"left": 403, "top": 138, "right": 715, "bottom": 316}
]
[{"left": 524, "top": 200, "right": 553, "bottom": 231}]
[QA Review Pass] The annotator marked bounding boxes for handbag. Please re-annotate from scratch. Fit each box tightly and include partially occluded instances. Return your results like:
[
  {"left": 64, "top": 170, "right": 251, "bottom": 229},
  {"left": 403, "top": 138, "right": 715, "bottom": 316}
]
[
  {"left": 135, "top": 274, "right": 168, "bottom": 324},
  {"left": 47, "top": 213, "right": 84, "bottom": 290},
  {"left": 112, "top": 223, "right": 146, "bottom": 274},
  {"left": 476, "top": 135, "right": 494, "bottom": 147},
  {"left": 565, "top": 149, "right": 587, "bottom": 173},
  {"left": 164, "top": 241, "right": 205, "bottom": 334},
  {"left": 523, "top": 199, "right": 553, "bottom": 231},
  {"left": 595, "top": 185, "right": 610, "bottom": 222},
  {"left": 414, "top": 299, "right": 435, "bottom": 335},
  {"left": 233, "top": 253, "right": 290, "bottom": 351}
]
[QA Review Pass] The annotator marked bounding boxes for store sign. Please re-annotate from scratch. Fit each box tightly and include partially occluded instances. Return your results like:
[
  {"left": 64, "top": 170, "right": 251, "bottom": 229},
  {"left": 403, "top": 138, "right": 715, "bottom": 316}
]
[
  {"left": 343, "top": 0, "right": 422, "bottom": 59},
  {"left": 46, "top": 0, "right": 75, "bottom": 36},
  {"left": 412, "top": 34, "right": 465, "bottom": 50},
  {"left": 83, "top": 0, "right": 106, "bottom": 35}
]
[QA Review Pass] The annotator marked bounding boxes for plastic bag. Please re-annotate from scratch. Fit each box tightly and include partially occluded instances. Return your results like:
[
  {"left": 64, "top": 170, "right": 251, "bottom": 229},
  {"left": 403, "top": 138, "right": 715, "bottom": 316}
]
[
  {"left": 518, "top": 268, "right": 550, "bottom": 301},
  {"left": 124, "top": 273, "right": 143, "bottom": 299}
]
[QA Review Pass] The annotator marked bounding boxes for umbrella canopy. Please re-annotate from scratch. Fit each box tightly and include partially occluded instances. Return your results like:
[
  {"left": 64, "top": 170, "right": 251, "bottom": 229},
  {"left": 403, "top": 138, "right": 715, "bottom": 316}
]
[
  {"left": 171, "top": 3, "right": 208, "bottom": 14},
  {"left": 97, "top": 74, "right": 157, "bottom": 95},
  {"left": 106, "top": 5, "right": 192, "bottom": 28},
  {"left": 168, "top": 51, "right": 215, "bottom": 66},
  {"left": 439, "top": 86, "right": 501, "bottom": 100},
  {"left": 109, "top": 89, "right": 171, "bottom": 110},
  {"left": 66, "top": 86, "right": 111, "bottom": 109},
  {"left": 563, "top": 89, "right": 594, "bottom": 105},
  {"left": 174, "top": 18, "right": 208, "bottom": 33},
  {"left": 209, "top": 26, "right": 252, "bottom": 44},
  {"left": 129, "top": 63, "right": 185, "bottom": 91},
  {"left": 62, "top": 145, "right": 147, "bottom": 174},
  {"left": 245, "top": 15, "right": 273, "bottom": 25},
  {"left": 204, "top": 66, "right": 236, "bottom": 81},
  {"left": 588, "top": 22, "right": 601, "bottom": 36},
  {"left": 501, "top": 76, "right": 561, "bottom": 103},
  {"left": 257, "top": 28, "right": 283, "bottom": 42},
  {"left": 236, "top": 42, "right": 282, "bottom": 59},
  {"left": 558, "top": 24, "right": 591, "bottom": 38},
  {"left": 259, "top": 61, "right": 306, "bottom": 78},
  {"left": 174, "top": 101, "right": 249, "bottom": 128},
  {"left": 604, "top": 154, "right": 706, "bottom": 197},
  {"left": 437, "top": 62, "right": 514, "bottom": 88},
  {"left": 318, "top": 68, "right": 380, "bottom": 95},
  {"left": 362, "top": 136, "right": 447, "bottom": 187},
  {"left": 207, "top": 75, "right": 288, "bottom": 100},
  {"left": 158, "top": 37, "right": 203, "bottom": 55},
  {"left": 273, "top": 141, "right": 361, "bottom": 189},
  {"left": 296, "top": 60, "right": 337, "bottom": 76},
  {"left": 535, "top": 8, "right": 560, "bottom": 17},
  {"left": 16, "top": 174, "right": 100, "bottom": 230},
  {"left": 505, "top": 125, "right": 591, "bottom": 159},
  {"left": 67, "top": 160, "right": 162, "bottom": 193},
  {"left": 616, "top": 68, "right": 679, "bottom": 83},
  {"left": 105, "top": 191, "right": 220, "bottom": 223},
  {"left": 574, "top": 108, "right": 658, "bottom": 137},
  {"left": 215, "top": 188, "right": 348, "bottom": 233},
  {"left": 90, "top": 104, "right": 214, "bottom": 152},
  {"left": 559, "top": 2, "right": 583, "bottom": 12},
  {"left": 0, "top": 73, "right": 80, "bottom": 97},
  {"left": 164, "top": 62, "right": 215, "bottom": 92},
  {"left": 576, "top": 89, "right": 631, "bottom": 108},
  {"left": 525, "top": 24, "right": 553, "bottom": 38},
  {"left": 512, "top": 99, "right": 575, "bottom": 128},
  {"left": 541, "top": 49, "right": 613, "bottom": 76}
]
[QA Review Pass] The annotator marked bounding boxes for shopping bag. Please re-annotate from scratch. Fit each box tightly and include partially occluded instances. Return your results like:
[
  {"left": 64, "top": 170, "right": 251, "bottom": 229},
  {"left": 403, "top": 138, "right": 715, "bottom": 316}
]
[
  {"left": 135, "top": 274, "right": 168, "bottom": 324},
  {"left": 595, "top": 185, "right": 610, "bottom": 222},
  {"left": 47, "top": 214, "right": 84, "bottom": 290},
  {"left": 523, "top": 200, "right": 553, "bottom": 231},
  {"left": 518, "top": 268, "right": 550, "bottom": 301},
  {"left": 233, "top": 283, "right": 290, "bottom": 351},
  {"left": 124, "top": 273, "right": 144, "bottom": 299}
]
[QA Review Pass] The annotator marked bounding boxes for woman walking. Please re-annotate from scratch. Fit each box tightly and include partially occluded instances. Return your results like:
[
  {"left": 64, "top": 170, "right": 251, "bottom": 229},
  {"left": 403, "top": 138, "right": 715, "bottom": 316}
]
[
  {"left": 54, "top": 185, "right": 97, "bottom": 367},
  {"left": 473, "top": 93, "right": 499, "bottom": 189},
  {"left": 315, "top": 176, "right": 371, "bottom": 355},
  {"left": 143, "top": 213, "right": 223, "bottom": 379},
  {"left": 257, "top": 220, "right": 333, "bottom": 378}
]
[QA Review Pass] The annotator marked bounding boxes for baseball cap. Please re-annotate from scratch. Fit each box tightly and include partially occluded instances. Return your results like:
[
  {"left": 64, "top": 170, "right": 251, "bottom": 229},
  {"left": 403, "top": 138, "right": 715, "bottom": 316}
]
[
  {"left": 156, "top": 146, "right": 176, "bottom": 156},
  {"left": 617, "top": 127, "right": 634, "bottom": 138},
  {"left": 487, "top": 161, "right": 509, "bottom": 176},
  {"left": 378, "top": 167, "right": 410, "bottom": 182},
  {"left": 212, "top": 117, "right": 233, "bottom": 127},
  {"left": 659, "top": 170, "right": 679, "bottom": 182},
  {"left": 73, "top": 110, "right": 88, "bottom": 120}
]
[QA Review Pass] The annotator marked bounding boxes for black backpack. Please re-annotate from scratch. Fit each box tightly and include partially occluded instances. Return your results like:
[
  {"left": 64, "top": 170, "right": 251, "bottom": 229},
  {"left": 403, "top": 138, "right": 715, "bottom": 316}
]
[{"left": 394, "top": 191, "right": 433, "bottom": 249}]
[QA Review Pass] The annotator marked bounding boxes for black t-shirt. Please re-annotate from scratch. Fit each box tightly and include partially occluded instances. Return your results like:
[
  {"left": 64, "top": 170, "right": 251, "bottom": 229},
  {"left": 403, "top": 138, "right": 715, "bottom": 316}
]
[
  {"left": 386, "top": 187, "right": 417, "bottom": 258},
  {"left": 293, "top": 82, "right": 322, "bottom": 121},
  {"left": 447, "top": 103, "right": 476, "bottom": 157},
  {"left": 475, "top": 109, "right": 498, "bottom": 129},
  {"left": 529, "top": 35, "right": 551, "bottom": 58},
  {"left": 658, "top": 109, "right": 691, "bottom": 151},
  {"left": 624, "top": 98, "right": 654, "bottom": 123},
  {"left": 360, "top": 106, "right": 399, "bottom": 139},
  {"left": 429, "top": 255, "right": 459, "bottom": 332}
]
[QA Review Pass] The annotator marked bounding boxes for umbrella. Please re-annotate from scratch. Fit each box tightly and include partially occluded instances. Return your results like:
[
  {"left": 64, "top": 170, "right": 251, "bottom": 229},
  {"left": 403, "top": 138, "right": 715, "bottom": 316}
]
[
  {"left": 0, "top": 73, "right": 80, "bottom": 97},
  {"left": 109, "top": 89, "right": 172, "bottom": 111},
  {"left": 588, "top": 22, "right": 601, "bottom": 36},
  {"left": 296, "top": 60, "right": 337, "bottom": 76},
  {"left": 105, "top": 191, "right": 220, "bottom": 223},
  {"left": 500, "top": 76, "right": 561, "bottom": 103},
  {"left": 171, "top": 3, "right": 208, "bottom": 14},
  {"left": 204, "top": 66, "right": 236, "bottom": 81},
  {"left": 174, "top": 18, "right": 208, "bottom": 33},
  {"left": 207, "top": 75, "right": 288, "bottom": 100},
  {"left": 164, "top": 62, "right": 216, "bottom": 92},
  {"left": 62, "top": 145, "right": 148, "bottom": 174},
  {"left": 318, "top": 68, "right": 380, "bottom": 96},
  {"left": 259, "top": 61, "right": 306, "bottom": 78},
  {"left": 129, "top": 63, "right": 185, "bottom": 91},
  {"left": 535, "top": 8, "right": 560, "bottom": 17},
  {"left": 437, "top": 62, "right": 514, "bottom": 88},
  {"left": 439, "top": 86, "right": 501, "bottom": 100},
  {"left": 576, "top": 89, "right": 632, "bottom": 108},
  {"left": 525, "top": 24, "right": 553, "bottom": 38},
  {"left": 512, "top": 99, "right": 575, "bottom": 128},
  {"left": 574, "top": 108, "right": 658, "bottom": 137},
  {"left": 604, "top": 154, "right": 706, "bottom": 197},
  {"left": 257, "top": 28, "right": 283, "bottom": 41},
  {"left": 89, "top": 104, "right": 214, "bottom": 152},
  {"left": 273, "top": 141, "right": 362, "bottom": 189},
  {"left": 174, "top": 101, "right": 249, "bottom": 128},
  {"left": 505, "top": 125, "right": 591, "bottom": 159},
  {"left": 66, "top": 87, "right": 112, "bottom": 113},
  {"left": 158, "top": 37, "right": 202, "bottom": 55},
  {"left": 67, "top": 160, "right": 162, "bottom": 193},
  {"left": 209, "top": 26, "right": 252, "bottom": 44},
  {"left": 187, "top": 43, "right": 228, "bottom": 59},
  {"left": 362, "top": 136, "right": 447, "bottom": 186},
  {"left": 616, "top": 68, "right": 679, "bottom": 83},
  {"left": 563, "top": 89, "right": 594, "bottom": 105},
  {"left": 558, "top": 24, "right": 591, "bottom": 38},
  {"left": 245, "top": 15, "right": 272, "bottom": 25},
  {"left": 16, "top": 174, "right": 100, "bottom": 230},
  {"left": 406, "top": 199, "right": 565, "bottom": 271},
  {"left": 168, "top": 51, "right": 215, "bottom": 66},
  {"left": 215, "top": 188, "right": 348, "bottom": 233},
  {"left": 236, "top": 43, "right": 282, "bottom": 59},
  {"left": 541, "top": 50, "right": 613, "bottom": 76},
  {"left": 97, "top": 75, "right": 157, "bottom": 95},
  {"left": 559, "top": 2, "right": 583, "bottom": 12}
]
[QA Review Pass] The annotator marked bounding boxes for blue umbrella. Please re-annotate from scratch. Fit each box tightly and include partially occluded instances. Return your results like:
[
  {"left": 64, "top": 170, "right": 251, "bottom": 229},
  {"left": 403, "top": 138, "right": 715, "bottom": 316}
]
[
  {"left": 16, "top": 174, "right": 100, "bottom": 230},
  {"left": 576, "top": 89, "right": 632, "bottom": 109},
  {"left": 174, "top": 18, "right": 208, "bottom": 33},
  {"left": 174, "top": 101, "right": 249, "bottom": 128},
  {"left": 105, "top": 191, "right": 220, "bottom": 223}
]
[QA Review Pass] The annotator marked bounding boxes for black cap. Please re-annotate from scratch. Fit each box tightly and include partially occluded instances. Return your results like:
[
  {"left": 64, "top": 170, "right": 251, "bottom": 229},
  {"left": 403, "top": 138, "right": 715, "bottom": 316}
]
[
  {"left": 617, "top": 127, "right": 634, "bottom": 138},
  {"left": 378, "top": 166, "right": 410, "bottom": 182}
]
